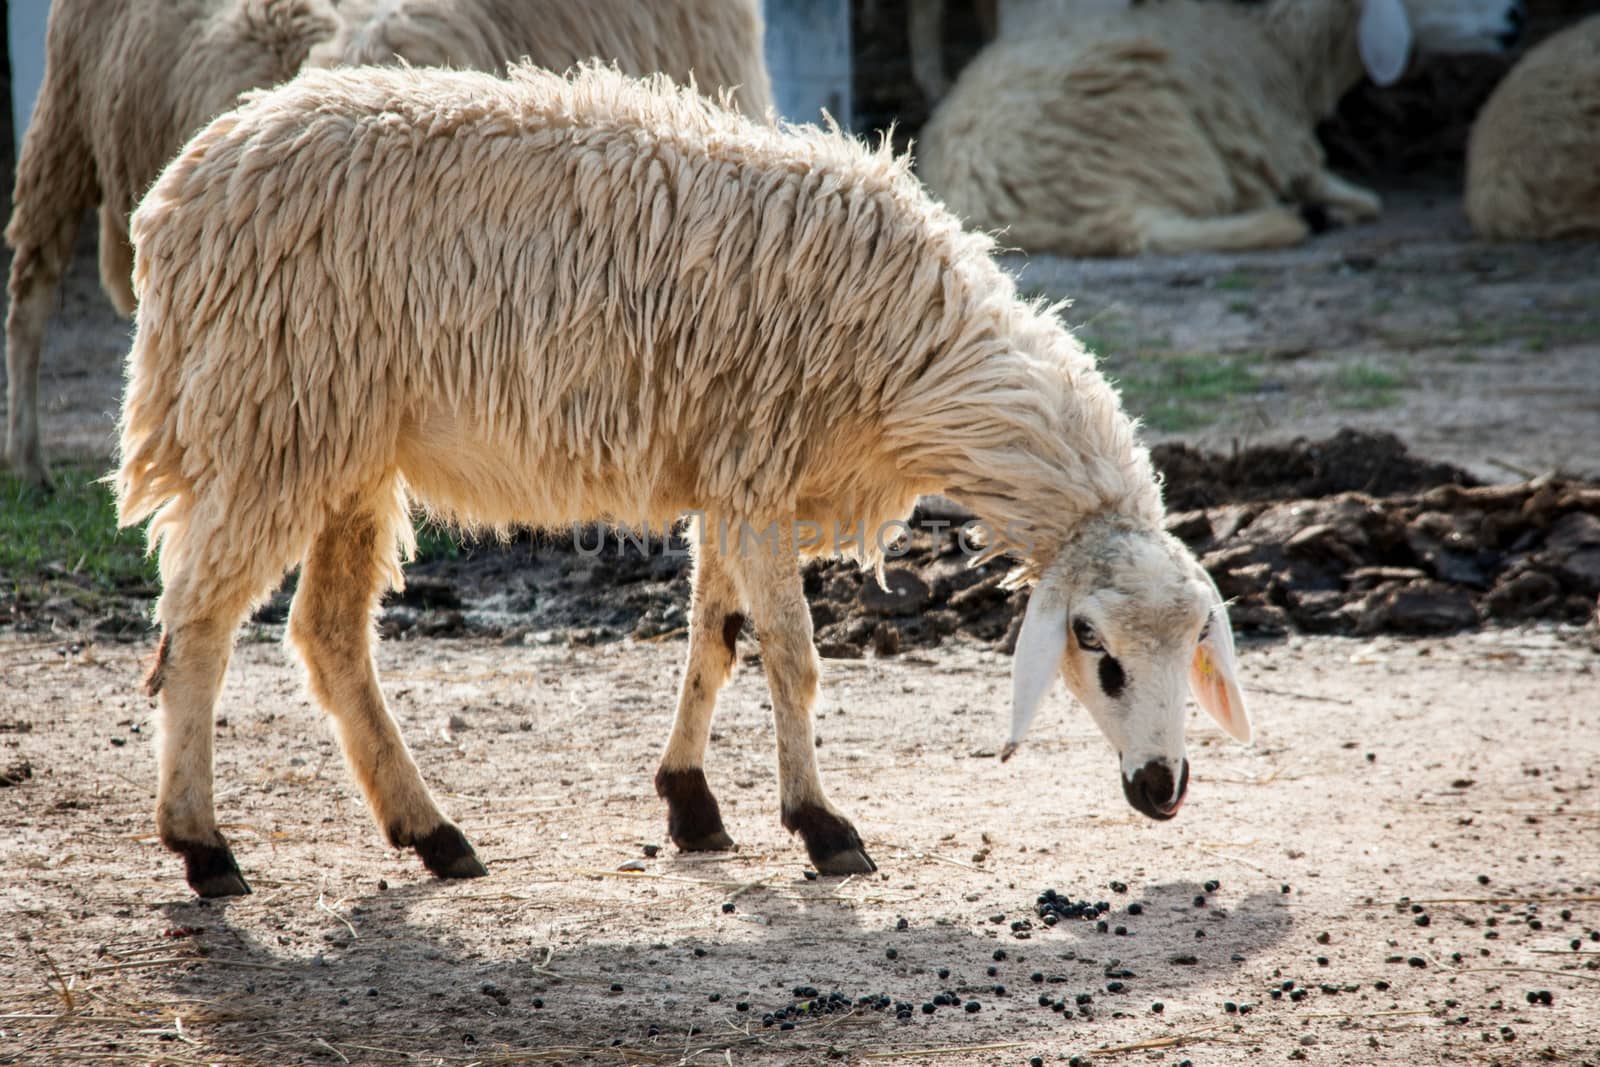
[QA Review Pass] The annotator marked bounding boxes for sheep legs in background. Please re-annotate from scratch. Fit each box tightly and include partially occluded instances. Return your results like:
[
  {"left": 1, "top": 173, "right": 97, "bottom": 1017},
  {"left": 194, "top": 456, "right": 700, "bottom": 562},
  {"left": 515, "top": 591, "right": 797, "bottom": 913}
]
[
  {"left": 1301, "top": 169, "right": 1384, "bottom": 227},
  {"left": 741, "top": 526, "right": 877, "bottom": 876},
  {"left": 655, "top": 535, "right": 742, "bottom": 853},
  {"left": 287, "top": 496, "right": 487, "bottom": 883},
  {"left": 1141, "top": 205, "right": 1313, "bottom": 254}
]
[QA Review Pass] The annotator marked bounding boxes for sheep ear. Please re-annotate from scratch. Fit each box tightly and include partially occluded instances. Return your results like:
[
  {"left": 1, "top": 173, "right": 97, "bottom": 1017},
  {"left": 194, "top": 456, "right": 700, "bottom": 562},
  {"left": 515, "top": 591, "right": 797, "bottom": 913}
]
[
  {"left": 1190, "top": 604, "right": 1252, "bottom": 744},
  {"left": 1002, "top": 584, "right": 1069, "bottom": 761},
  {"left": 1359, "top": 0, "right": 1413, "bottom": 87}
]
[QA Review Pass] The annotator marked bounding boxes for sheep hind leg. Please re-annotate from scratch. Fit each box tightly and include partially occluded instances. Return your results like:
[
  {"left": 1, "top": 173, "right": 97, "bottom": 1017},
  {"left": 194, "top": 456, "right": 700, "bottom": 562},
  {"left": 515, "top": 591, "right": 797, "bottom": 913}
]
[
  {"left": 734, "top": 528, "right": 876, "bottom": 876},
  {"left": 287, "top": 499, "right": 487, "bottom": 881},
  {"left": 655, "top": 538, "right": 742, "bottom": 853},
  {"left": 1140, "top": 206, "right": 1311, "bottom": 254},
  {"left": 149, "top": 609, "right": 257, "bottom": 898}
]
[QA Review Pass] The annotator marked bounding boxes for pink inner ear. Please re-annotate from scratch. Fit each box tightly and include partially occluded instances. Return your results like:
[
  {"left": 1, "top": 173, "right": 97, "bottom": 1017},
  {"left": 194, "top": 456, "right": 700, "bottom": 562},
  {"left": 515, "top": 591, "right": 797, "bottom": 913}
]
[{"left": 1190, "top": 646, "right": 1250, "bottom": 742}]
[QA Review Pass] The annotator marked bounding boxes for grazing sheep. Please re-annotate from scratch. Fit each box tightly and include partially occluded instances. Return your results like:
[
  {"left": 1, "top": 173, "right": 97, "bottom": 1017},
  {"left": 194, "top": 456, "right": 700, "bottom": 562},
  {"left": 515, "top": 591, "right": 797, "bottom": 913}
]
[
  {"left": 4, "top": 0, "right": 341, "bottom": 490},
  {"left": 117, "top": 63, "right": 1250, "bottom": 897},
  {"left": 1465, "top": 15, "right": 1600, "bottom": 240},
  {"left": 311, "top": 0, "right": 773, "bottom": 116},
  {"left": 917, "top": 0, "right": 1526, "bottom": 256}
]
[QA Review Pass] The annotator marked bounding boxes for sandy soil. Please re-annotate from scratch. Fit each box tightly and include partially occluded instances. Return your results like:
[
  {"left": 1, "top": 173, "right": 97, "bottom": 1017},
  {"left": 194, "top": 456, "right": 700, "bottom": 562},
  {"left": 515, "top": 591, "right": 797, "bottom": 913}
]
[{"left": 2, "top": 624, "right": 1597, "bottom": 1066}]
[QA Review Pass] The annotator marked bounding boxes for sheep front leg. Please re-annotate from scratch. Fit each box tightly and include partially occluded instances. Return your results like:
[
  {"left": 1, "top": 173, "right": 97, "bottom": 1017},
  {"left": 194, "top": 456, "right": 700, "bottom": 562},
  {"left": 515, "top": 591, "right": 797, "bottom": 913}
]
[
  {"left": 1302, "top": 170, "right": 1383, "bottom": 226},
  {"left": 735, "top": 528, "right": 877, "bottom": 875},
  {"left": 655, "top": 536, "right": 742, "bottom": 852}
]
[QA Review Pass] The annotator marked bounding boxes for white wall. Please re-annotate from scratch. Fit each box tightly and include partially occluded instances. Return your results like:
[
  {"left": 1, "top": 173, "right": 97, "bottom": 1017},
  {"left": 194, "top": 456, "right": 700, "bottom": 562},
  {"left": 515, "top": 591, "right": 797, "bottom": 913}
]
[
  {"left": 763, "top": 0, "right": 852, "bottom": 127},
  {"left": 10, "top": 0, "right": 50, "bottom": 152}
]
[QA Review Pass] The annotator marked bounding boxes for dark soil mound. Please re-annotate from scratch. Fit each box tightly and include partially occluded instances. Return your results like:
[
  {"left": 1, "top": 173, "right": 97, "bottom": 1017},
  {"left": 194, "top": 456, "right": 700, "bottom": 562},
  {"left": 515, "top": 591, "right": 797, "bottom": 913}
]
[{"left": 1150, "top": 430, "right": 1477, "bottom": 511}]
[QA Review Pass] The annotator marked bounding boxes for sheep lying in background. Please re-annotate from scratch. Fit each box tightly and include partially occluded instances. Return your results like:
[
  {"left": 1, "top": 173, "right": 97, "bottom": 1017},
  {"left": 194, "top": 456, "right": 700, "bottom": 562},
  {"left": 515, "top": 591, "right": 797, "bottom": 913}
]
[
  {"left": 1466, "top": 15, "right": 1600, "bottom": 240},
  {"left": 4, "top": 0, "right": 340, "bottom": 490},
  {"left": 312, "top": 0, "right": 773, "bottom": 116},
  {"left": 117, "top": 63, "right": 1250, "bottom": 897},
  {"left": 917, "top": 0, "right": 1526, "bottom": 256}
]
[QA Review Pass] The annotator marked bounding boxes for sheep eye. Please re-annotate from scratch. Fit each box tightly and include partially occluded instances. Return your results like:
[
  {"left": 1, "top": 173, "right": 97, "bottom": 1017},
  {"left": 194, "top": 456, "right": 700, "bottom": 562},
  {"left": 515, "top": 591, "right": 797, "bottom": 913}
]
[{"left": 1072, "top": 618, "right": 1103, "bottom": 652}]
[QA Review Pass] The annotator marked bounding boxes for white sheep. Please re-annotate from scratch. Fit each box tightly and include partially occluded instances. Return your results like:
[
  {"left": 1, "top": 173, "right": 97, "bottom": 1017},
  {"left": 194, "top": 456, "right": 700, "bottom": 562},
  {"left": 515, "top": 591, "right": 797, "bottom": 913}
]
[
  {"left": 310, "top": 0, "right": 773, "bottom": 117},
  {"left": 4, "top": 0, "right": 341, "bottom": 490},
  {"left": 117, "top": 62, "right": 1250, "bottom": 897},
  {"left": 1465, "top": 15, "right": 1600, "bottom": 241},
  {"left": 916, "top": 0, "right": 1526, "bottom": 256}
]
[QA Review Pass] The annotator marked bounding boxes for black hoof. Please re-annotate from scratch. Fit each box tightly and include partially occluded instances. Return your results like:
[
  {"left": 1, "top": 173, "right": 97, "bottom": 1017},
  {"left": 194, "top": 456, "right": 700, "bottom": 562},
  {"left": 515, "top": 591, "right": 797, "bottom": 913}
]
[
  {"left": 179, "top": 839, "right": 253, "bottom": 898},
  {"left": 656, "top": 767, "right": 736, "bottom": 853},
  {"left": 408, "top": 822, "right": 489, "bottom": 880},
  {"left": 782, "top": 803, "right": 877, "bottom": 875}
]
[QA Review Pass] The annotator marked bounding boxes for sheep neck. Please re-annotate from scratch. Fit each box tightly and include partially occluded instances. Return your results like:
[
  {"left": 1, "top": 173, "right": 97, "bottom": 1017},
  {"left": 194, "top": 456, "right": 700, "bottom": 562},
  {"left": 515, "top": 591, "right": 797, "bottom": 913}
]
[{"left": 1259, "top": 0, "right": 1372, "bottom": 121}]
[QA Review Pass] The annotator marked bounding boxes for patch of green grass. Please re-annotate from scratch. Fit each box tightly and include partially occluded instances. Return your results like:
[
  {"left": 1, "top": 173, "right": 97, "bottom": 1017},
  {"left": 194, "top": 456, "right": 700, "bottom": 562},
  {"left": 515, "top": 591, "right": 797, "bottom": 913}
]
[
  {"left": 0, "top": 465, "right": 156, "bottom": 592},
  {"left": 1104, "top": 352, "right": 1263, "bottom": 432},
  {"left": 1213, "top": 271, "right": 1256, "bottom": 292},
  {"left": 1327, "top": 362, "right": 1409, "bottom": 410}
]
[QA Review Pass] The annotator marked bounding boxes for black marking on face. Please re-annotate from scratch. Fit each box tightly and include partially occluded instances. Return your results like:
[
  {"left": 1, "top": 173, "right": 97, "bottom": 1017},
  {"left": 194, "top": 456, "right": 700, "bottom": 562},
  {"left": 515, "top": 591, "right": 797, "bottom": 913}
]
[{"left": 1098, "top": 655, "right": 1127, "bottom": 699}]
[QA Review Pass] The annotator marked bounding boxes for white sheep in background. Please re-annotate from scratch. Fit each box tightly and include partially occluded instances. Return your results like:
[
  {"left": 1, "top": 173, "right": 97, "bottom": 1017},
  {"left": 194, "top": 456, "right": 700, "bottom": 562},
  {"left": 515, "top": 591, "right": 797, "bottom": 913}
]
[
  {"left": 3, "top": 0, "right": 341, "bottom": 490},
  {"left": 6, "top": 0, "right": 773, "bottom": 492},
  {"left": 906, "top": 0, "right": 1128, "bottom": 104},
  {"left": 311, "top": 0, "right": 773, "bottom": 117},
  {"left": 917, "top": 0, "right": 1526, "bottom": 257},
  {"left": 116, "top": 62, "right": 1250, "bottom": 897},
  {"left": 1466, "top": 15, "right": 1600, "bottom": 240}
]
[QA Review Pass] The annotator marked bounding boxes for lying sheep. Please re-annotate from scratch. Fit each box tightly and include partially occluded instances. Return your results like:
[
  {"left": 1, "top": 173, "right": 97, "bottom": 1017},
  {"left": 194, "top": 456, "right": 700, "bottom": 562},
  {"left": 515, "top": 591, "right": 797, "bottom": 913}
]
[
  {"left": 117, "top": 63, "right": 1251, "bottom": 897},
  {"left": 6, "top": 0, "right": 772, "bottom": 492},
  {"left": 1465, "top": 15, "right": 1600, "bottom": 240},
  {"left": 917, "top": 0, "right": 1526, "bottom": 256},
  {"left": 4, "top": 0, "right": 340, "bottom": 490},
  {"left": 312, "top": 0, "right": 773, "bottom": 116}
]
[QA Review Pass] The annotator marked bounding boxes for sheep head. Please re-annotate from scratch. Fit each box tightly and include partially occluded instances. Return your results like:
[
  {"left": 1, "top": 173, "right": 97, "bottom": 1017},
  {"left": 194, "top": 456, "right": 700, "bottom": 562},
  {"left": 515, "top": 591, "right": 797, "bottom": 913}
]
[{"left": 1003, "top": 518, "right": 1249, "bottom": 821}]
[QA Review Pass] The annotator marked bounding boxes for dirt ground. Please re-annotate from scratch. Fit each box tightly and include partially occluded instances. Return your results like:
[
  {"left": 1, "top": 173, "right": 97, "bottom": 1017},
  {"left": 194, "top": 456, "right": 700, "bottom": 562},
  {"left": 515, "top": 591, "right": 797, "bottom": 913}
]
[
  {"left": 4, "top": 191, "right": 1599, "bottom": 1065},
  {"left": 2, "top": 624, "right": 1598, "bottom": 1066}
]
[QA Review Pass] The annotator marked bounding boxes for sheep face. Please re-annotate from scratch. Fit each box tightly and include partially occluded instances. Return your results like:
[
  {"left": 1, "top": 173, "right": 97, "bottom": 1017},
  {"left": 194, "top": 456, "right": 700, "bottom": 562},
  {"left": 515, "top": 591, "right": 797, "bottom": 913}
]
[
  {"left": 1404, "top": 0, "right": 1525, "bottom": 53},
  {"left": 1005, "top": 523, "right": 1250, "bottom": 820}
]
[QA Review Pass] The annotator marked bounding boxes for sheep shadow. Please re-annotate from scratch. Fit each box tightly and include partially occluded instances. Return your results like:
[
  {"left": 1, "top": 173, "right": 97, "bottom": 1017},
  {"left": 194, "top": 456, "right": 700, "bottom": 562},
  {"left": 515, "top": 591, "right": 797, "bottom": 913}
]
[{"left": 148, "top": 869, "right": 1294, "bottom": 1064}]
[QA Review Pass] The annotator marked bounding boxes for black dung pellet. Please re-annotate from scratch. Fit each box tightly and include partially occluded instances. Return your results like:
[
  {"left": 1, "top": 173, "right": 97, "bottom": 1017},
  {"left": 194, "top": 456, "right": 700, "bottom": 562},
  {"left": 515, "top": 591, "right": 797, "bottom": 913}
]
[
  {"left": 694, "top": 947, "right": 707, "bottom": 957},
  {"left": 1408, "top": 957, "right": 1427, "bottom": 968},
  {"left": 1151, "top": 1002, "right": 1164, "bottom": 1013},
  {"left": 1281, "top": 884, "right": 1292, "bottom": 894},
  {"left": 886, "top": 948, "right": 899, "bottom": 960},
  {"left": 938, "top": 967, "right": 950, "bottom": 979},
  {"left": 1529, "top": 919, "right": 1544, "bottom": 930},
  {"left": 1031, "top": 1058, "right": 1044, "bottom": 1067},
  {"left": 1052, "top": 1000, "right": 1066, "bottom": 1013},
  {"left": 762, "top": 1014, "right": 775, "bottom": 1027},
  {"left": 991, "top": 913, "right": 1007, "bottom": 924},
  {"left": 1374, "top": 982, "right": 1390, "bottom": 992},
  {"left": 896, "top": 917, "right": 909, "bottom": 931},
  {"left": 736, "top": 1002, "right": 749, "bottom": 1012},
  {"left": 1105, "top": 982, "right": 1125, "bottom": 993},
  {"left": 647, "top": 1025, "right": 661, "bottom": 1037},
  {"left": 1069, "top": 1058, "right": 1084, "bottom": 1067},
  {"left": 1573, "top": 939, "right": 1583, "bottom": 950},
  {"left": 721, "top": 902, "right": 735, "bottom": 914},
  {"left": 804, "top": 870, "right": 818, "bottom": 881},
  {"left": 708, "top": 993, "right": 721, "bottom": 1002},
  {"left": 1290, "top": 990, "right": 1308, "bottom": 1002},
  {"left": 1317, "top": 956, "right": 1330, "bottom": 966},
  {"left": 1223, "top": 1001, "right": 1238, "bottom": 1013},
  {"left": 1076, "top": 993, "right": 1093, "bottom": 1005},
  {"left": 1477, "top": 875, "right": 1490, "bottom": 885},
  {"left": 642, "top": 844, "right": 660, "bottom": 858},
  {"left": 964, "top": 1001, "right": 981, "bottom": 1013},
  {"left": 794, "top": 986, "right": 819, "bottom": 999},
  {"left": 993, "top": 984, "right": 1006, "bottom": 996},
  {"left": 1115, "top": 926, "right": 1128, "bottom": 936},
  {"left": 1204, "top": 880, "right": 1220, "bottom": 893},
  {"left": 1193, "top": 895, "right": 1206, "bottom": 908},
  {"left": 1110, "top": 881, "right": 1128, "bottom": 893},
  {"left": 532, "top": 998, "right": 544, "bottom": 1009},
  {"left": 1269, "top": 989, "right": 1282, "bottom": 999},
  {"left": 367, "top": 987, "right": 378, "bottom": 997},
  {"left": 1283, "top": 981, "right": 1296, "bottom": 990},
  {"left": 922, "top": 1002, "right": 936, "bottom": 1014},
  {"left": 1096, "top": 920, "right": 1109, "bottom": 933},
  {"left": 1039, "top": 994, "right": 1052, "bottom": 1006},
  {"left": 1415, "top": 914, "right": 1431, "bottom": 927},
  {"left": 610, "top": 983, "right": 623, "bottom": 993},
  {"left": 993, "top": 949, "right": 1008, "bottom": 961},
  {"left": 1043, "top": 914, "right": 1058, "bottom": 926},
  {"left": 780, "top": 1022, "right": 795, "bottom": 1031},
  {"left": 987, "top": 966, "right": 999, "bottom": 977},
  {"left": 1127, "top": 903, "right": 1144, "bottom": 916},
  {"left": 1031, "top": 972, "right": 1044, "bottom": 983}
]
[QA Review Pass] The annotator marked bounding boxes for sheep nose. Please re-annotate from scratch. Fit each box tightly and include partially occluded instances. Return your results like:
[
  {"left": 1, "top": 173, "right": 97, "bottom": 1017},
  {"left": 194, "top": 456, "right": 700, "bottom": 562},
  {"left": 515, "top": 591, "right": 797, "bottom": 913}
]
[{"left": 1122, "top": 758, "right": 1190, "bottom": 821}]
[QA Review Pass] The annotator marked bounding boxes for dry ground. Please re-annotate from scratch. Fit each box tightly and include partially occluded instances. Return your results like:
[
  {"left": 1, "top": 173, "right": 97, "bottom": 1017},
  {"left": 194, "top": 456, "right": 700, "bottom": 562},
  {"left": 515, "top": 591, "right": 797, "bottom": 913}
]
[{"left": 2, "top": 625, "right": 1597, "bottom": 1066}]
